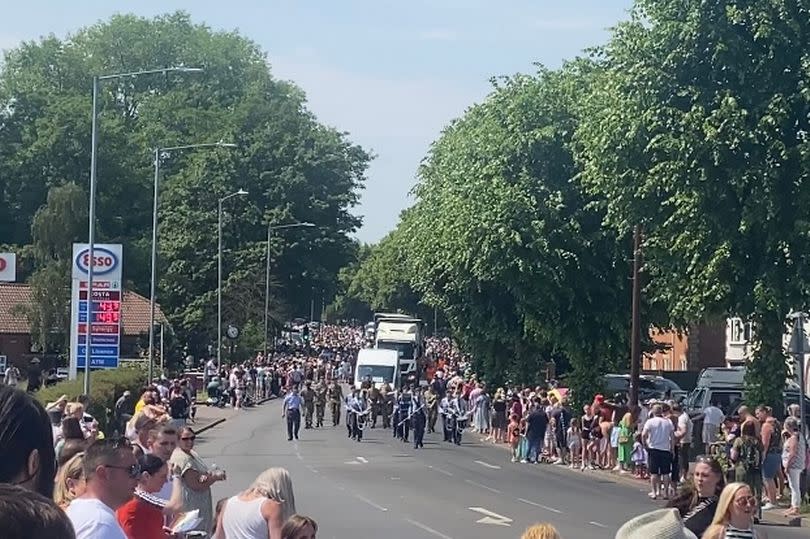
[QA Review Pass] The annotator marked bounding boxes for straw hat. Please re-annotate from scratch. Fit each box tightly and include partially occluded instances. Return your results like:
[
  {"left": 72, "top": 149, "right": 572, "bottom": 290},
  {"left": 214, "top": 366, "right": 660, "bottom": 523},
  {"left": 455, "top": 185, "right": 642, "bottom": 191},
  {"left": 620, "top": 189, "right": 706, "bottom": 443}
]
[{"left": 615, "top": 509, "right": 697, "bottom": 539}]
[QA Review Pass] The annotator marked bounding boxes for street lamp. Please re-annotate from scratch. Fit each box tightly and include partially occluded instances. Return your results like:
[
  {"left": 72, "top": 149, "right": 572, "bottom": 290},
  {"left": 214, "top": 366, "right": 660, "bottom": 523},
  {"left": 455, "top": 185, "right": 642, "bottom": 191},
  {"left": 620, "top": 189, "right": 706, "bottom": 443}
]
[
  {"left": 788, "top": 311, "right": 808, "bottom": 434},
  {"left": 84, "top": 66, "right": 203, "bottom": 395},
  {"left": 217, "top": 189, "right": 249, "bottom": 373},
  {"left": 263, "top": 222, "right": 316, "bottom": 359},
  {"left": 147, "top": 141, "right": 237, "bottom": 382}
]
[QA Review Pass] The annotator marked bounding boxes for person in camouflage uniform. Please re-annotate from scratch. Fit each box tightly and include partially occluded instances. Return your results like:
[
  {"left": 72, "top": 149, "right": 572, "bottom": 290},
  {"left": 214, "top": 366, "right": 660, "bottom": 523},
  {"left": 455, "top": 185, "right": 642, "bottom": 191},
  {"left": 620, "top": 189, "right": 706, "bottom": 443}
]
[
  {"left": 327, "top": 379, "right": 344, "bottom": 426},
  {"left": 300, "top": 380, "right": 316, "bottom": 428},
  {"left": 314, "top": 380, "right": 327, "bottom": 427}
]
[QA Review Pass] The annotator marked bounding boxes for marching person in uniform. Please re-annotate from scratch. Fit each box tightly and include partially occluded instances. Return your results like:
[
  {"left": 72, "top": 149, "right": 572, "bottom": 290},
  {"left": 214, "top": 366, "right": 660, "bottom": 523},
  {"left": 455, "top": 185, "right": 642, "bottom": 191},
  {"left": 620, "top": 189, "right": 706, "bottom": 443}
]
[
  {"left": 440, "top": 392, "right": 452, "bottom": 442},
  {"left": 425, "top": 386, "right": 438, "bottom": 433},
  {"left": 369, "top": 385, "right": 381, "bottom": 428},
  {"left": 345, "top": 389, "right": 356, "bottom": 438},
  {"left": 381, "top": 383, "right": 393, "bottom": 429},
  {"left": 327, "top": 379, "right": 343, "bottom": 426},
  {"left": 349, "top": 390, "right": 368, "bottom": 442},
  {"left": 412, "top": 387, "right": 427, "bottom": 449},
  {"left": 282, "top": 386, "right": 303, "bottom": 441},
  {"left": 391, "top": 389, "right": 402, "bottom": 439},
  {"left": 313, "top": 381, "right": 327, "bottom": 428},
  {"left": 397, "top": 386, "right": 414, "bottom": 443},
  {"left": 300, "top": 380, "right": 315, "bottom": 429},
  {"left": 450, "top": 387, "right": 468, "bottom": 446}
]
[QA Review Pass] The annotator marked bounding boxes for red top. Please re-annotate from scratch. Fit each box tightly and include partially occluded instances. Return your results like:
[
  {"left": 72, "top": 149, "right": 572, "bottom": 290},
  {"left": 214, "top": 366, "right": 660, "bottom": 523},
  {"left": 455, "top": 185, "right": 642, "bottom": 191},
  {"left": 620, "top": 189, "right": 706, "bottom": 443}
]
[{"left": 116, "top": 496, "right": 168, "bottom": 539}]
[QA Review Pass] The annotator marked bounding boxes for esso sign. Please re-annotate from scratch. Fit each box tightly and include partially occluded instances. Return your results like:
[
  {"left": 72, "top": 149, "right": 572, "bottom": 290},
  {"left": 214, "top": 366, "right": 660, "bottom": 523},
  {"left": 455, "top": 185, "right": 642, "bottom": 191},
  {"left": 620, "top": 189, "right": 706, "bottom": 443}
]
[
  {"left": 75, "top": 247, "right": 119, "bottom": 276},
  {"left": 0, "top": 253, "right": 16, "bottom": 282}
]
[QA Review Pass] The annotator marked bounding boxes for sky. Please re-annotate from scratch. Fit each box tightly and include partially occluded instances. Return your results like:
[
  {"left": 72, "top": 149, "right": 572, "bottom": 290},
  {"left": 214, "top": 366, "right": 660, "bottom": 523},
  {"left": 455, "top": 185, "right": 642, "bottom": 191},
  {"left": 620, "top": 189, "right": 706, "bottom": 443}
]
[{"left": 0, "top": 1, "right": 634, "bottom": 243}]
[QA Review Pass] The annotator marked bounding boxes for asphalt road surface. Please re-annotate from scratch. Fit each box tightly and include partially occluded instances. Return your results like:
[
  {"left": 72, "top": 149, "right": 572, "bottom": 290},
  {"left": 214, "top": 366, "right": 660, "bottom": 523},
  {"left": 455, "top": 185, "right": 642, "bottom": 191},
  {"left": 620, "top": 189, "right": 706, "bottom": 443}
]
[{"left": 198, "top": 400, "right": 807, "bottom": 539}]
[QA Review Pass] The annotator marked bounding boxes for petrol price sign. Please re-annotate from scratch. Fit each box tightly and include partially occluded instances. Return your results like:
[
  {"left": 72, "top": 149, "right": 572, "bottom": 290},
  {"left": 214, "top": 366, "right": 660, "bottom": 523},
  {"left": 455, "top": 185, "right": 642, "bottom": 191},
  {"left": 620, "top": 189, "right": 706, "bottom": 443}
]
[{"left": 69, "top": 244, "right": 123, "bottom": 377}]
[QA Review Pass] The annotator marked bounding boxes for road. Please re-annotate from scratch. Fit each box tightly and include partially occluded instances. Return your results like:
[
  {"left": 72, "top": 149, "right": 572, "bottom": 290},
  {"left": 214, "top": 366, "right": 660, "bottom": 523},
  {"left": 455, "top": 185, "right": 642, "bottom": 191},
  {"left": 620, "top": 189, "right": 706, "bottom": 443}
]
[{"left": 197, "top": 400, "right": 807, "bottom": 539}]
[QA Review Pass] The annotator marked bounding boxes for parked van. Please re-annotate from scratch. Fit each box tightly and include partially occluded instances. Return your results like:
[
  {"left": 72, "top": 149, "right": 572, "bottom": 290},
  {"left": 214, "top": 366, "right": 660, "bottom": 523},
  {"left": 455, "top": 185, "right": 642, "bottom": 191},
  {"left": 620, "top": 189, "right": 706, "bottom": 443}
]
[{"left": 354, "top": 349, "right": 400, "bottom": 390}]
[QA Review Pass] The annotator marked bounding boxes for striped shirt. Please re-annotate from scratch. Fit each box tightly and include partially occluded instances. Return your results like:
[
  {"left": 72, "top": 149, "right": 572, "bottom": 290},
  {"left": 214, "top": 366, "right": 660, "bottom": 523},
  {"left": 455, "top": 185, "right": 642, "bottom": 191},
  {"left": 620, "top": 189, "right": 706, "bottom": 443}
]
[{"left": 725, "top": 524, "right": 756, "bottom": 538}]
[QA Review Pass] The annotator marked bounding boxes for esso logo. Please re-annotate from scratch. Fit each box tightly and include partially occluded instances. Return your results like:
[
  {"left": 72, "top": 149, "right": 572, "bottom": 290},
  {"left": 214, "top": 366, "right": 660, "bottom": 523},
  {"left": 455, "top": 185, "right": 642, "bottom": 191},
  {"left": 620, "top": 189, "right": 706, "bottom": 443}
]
[
  {"left": 75, "top": 247, "right": 119, "bottom": 276},
  {"left": 0, "top": 258, "right": 5, "bottom": 272}
]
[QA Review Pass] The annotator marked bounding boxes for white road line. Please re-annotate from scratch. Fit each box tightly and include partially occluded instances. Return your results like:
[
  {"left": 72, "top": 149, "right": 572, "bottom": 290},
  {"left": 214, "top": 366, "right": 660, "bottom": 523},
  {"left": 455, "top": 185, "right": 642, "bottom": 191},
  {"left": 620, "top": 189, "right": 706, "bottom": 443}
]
[
  {"left": 474, "top": 460, "right": 501, "bottom": 469},
  {"left": 589, "top": 521, "right": 608, "bottom": 528},
  {"left": 356, "top": 456, "right": 368, "bottom": 463},
  {"left": 517, "top": 498, "right": 562, "bottom": 514},
  {"left": 355, "top": 494, "right": 388, "bottom": 512},
  {"left": 405, "top": 518, "right": 454, "bottom": 539},
  {"left": 464, "top": 479, "right": 501, "bottom": 494},
  {"left": 427, "top": 465, "right": 453, "bottom": 477},
  {"left": 306, "top": 465, "right": 319, "bottom": 474}
]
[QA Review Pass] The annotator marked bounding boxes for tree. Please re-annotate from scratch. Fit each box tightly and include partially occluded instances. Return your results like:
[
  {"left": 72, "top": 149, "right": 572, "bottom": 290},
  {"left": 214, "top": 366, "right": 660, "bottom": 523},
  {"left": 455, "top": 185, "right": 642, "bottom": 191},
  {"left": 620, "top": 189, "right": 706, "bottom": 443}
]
[
  {"left": 576, "top": 0, "right": 810, "bottom": 410},
  {"left": 398, "top": 64, "right": 631, "bottom": 399},
  {"left": 0, "top": 12, "right": 369, "bottom": 356}
]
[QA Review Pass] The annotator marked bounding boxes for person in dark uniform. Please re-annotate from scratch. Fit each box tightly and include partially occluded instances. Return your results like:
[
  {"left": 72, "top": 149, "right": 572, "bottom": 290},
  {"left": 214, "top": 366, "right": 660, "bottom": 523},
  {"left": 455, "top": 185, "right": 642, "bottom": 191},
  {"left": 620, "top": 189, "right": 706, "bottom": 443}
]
[
  {"left": 327, "top": 379, "right": 343, "bottom": 426},
  {"left": 369, "top": 385, "right": 381, "bottom": 428},
  {"left": 412, "top": 388, "right": 427, "bottom": 449},
  {"left": 349, "top": 390, "right": 368, "bottom": 441},
  {"left": 381, "top": 384, "right": 393, "bottom": 429},
  {"left": 313, "top": 381, "right": 327, "bottom": 428},
  {"left": 345, "top": 389, "right": 358, "bottom": 438},
  {"left": 282, "top": 387, "right": 303, "bottom": 441},
  {"left": 397, "top": 387, "right": 414, "bottom": 443}
]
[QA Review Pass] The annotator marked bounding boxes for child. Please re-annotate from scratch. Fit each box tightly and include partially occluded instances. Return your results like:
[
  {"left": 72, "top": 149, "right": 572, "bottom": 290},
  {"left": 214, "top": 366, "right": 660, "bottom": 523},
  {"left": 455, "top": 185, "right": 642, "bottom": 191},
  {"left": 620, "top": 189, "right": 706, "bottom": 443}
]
[
  {"left": 567, "top": 417, "right": 582, "bottom": 469},
  {"left": 631, "top": 432, "right": 648, "bottom": 479},
  {"left": 508, "top": 413, "right": 521, "bottom": 462},
  {"left": 543, "top": 416, "right": 557, "bottom": 463},
  {"left": 518, "top": 416, "right": 529, "bottom": 463}
]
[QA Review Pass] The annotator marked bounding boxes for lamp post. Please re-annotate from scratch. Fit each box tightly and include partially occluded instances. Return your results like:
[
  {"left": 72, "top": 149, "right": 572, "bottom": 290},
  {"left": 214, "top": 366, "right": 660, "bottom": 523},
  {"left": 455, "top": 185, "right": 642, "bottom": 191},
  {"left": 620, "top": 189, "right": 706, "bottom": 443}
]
[
  {"left": 147, "top": 141, "right": 237, "bottom": 382},
  {"left": 217, "top": 189, "right": 248, "bottom": 373},
  {"left": 84, "top": 66, "right": 202, "bottom": 395},
  {"left": 263, "top": 222, "right": 315, "bottom": 360}
]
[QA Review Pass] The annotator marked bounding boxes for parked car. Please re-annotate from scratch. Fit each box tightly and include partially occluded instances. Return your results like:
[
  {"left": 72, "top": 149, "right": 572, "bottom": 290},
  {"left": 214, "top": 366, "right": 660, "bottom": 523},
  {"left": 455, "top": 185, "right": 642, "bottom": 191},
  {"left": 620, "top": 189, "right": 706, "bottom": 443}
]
[{"left": 603, "top": 373, "right": 684, "bottom": 401}]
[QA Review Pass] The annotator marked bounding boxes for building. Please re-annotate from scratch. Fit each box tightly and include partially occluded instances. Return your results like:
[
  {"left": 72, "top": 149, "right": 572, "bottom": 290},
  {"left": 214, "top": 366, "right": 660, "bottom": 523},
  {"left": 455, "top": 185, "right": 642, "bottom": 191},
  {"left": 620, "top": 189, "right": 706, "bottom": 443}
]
[
  {"left": 0, "top": 282, "right": 168, "bottom": 368},
  {"left": 643, "top": 323, "right": 727, "bottom": 372}
]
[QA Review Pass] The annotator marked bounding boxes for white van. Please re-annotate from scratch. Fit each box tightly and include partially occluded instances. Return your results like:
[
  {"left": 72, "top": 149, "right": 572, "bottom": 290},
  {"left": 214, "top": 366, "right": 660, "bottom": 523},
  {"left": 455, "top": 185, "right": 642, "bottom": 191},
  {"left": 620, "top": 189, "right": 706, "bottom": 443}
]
[{"left": 354, "top": 349, "right": 400, "bottom": 390}]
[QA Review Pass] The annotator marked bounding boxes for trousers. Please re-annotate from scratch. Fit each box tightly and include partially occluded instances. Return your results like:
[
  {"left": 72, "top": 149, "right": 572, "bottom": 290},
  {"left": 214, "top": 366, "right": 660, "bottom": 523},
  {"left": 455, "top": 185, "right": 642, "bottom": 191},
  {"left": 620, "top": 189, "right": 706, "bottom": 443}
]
[{"left": 286, "top": 409, "right": 300, "bottom": 440}]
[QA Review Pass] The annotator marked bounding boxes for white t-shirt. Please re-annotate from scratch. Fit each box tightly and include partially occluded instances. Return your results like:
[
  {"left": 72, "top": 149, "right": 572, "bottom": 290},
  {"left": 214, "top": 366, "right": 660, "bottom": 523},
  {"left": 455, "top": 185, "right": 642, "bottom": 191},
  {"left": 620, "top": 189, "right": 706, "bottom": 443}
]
[
  {"left": 703, "top": 405, "right": 725, "bottom": 426},
  {"left": 66, "top": 497, "right": 128, "bottom": 539},
  {"left": 642, "top": 416, "right": 674, "bottom": 451},
  {"left": 677, "top": 412, "right": 693, "bottom": 445}
]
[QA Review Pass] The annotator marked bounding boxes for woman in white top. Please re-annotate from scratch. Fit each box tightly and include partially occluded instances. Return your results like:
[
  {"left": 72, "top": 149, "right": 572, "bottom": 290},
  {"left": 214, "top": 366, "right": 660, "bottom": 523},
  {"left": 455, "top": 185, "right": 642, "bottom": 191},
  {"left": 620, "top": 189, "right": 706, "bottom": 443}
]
[{"left": 215, "top": 467, "right": 296, "bottom": 539}]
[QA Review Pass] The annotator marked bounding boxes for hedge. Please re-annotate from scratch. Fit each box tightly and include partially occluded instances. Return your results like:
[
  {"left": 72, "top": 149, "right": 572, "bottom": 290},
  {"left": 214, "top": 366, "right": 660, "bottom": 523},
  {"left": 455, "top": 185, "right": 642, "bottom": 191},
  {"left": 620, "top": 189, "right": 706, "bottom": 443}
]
[{"left": 36, "top": 365, "right": 147, "bottom": 434}]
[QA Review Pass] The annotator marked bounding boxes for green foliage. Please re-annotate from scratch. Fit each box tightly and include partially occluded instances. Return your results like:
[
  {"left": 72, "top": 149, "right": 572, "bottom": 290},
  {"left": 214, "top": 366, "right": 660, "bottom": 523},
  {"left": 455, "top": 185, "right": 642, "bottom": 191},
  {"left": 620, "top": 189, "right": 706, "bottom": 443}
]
[
  {"left": 0, "top": 12, "right": 369, "bottom": 358},
  {"left": 36, "top": 366, "right": 147, "bottom": 433},
  {"left": 575, "top": 0, "right": 810, "bottom": 409}
]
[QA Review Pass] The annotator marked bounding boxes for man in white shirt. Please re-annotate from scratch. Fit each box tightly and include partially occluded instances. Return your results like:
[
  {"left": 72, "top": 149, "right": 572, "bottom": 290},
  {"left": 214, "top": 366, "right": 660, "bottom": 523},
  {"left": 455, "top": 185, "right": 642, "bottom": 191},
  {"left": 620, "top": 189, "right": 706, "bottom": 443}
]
[
  {"left": 673, "top": 402, "right": 693, "bottom": 484},
  {"left": 641, "top": 404, "right": 674, "bottom": 500},
  {"left": 698, "top": 401, "right": 725, "bottom": 454},
  {"left": 146, "top": 426, "right": 178, "bottom": 502},
  {"left": 66, "top": 438, "right": 138, "bottom": 539},
  {"left": 3, "top": 365, "right": 19, "bottom": 387}
]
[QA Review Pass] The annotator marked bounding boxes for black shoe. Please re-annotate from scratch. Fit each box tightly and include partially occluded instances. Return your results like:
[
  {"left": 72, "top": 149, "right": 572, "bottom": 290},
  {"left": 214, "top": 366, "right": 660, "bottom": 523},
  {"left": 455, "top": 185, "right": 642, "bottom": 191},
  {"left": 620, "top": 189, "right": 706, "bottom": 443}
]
[
  {"left": 288, "top": 437, "right": 293, "bottom": 441},
  {"left": 294, "top": 435, "right": 299, "bottom": 440}
]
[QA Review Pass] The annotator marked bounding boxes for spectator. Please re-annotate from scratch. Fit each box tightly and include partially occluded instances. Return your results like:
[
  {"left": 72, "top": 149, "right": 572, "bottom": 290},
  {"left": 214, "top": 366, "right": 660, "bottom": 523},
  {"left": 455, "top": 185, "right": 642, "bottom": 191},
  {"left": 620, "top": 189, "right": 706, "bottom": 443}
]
[
  {"left": 520, "top": 522, "right": 562, "bottom": 539},
  {"left": 3, "top": 362, "right": 20, "bottom": 387},
  {"left": 56, "top": 416, "right": 88, "bottom": 462},
  {"left": 281, "top": 514, "right": 318, "bottom": 539},
  {"left": 66, "top": 437, "right": 139, "bottom": 539},
  {"left": 26, "top": 357, "right": 42, "bottom": 393},
  {"left": 216, "top": 467, "right": 296, "bottom": 539},
  {"left": 54, "top": 451, "right": 86, "bottom": 510},
  {"left": 642, "top": 403, "right": 675, "bottom": 500},
  {"left": 756, "top": 405, "right": 782, "bottom": 511},
  {"left": 0, "top": 385, "right": 56, "bottom": 496},
  {"left": 0, "top": 483, "right": 75, "bottom": 539},
  {"left": 781, "top": 416, "right": 805, "bottom": 517},
  {"left": 145, "top": 426, "right": 178, "bottom": 502},
  {"left": 116, "top": 454, "right": 170, "bottom": 539},
  {"left": 729, "top": 420, "right": 763, "bottom": 512},
  {"left": 616, "top": 508, "right": 697, "bottom": 539},
  {"left": 698, "top": 400, "right": 725, "bottom": 453},
  {"left": 171, "top": 426, "right": 226, "bottom": 534},
  {"left": 702, "top": 482, "right": 766, "bottom": 539},
  {"left": 668, "top": 455, "right": 724, "bottom": 538}
]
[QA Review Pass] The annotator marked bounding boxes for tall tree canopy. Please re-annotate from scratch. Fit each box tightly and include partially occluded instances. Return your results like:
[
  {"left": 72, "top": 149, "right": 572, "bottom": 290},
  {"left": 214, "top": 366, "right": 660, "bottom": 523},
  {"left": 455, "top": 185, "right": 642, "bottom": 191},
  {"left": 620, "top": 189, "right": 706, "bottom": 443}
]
[
  {"left": 0, "top": 12, "right": 369, "bottom": 355},
  {"left": 576, "top": 0, "right": 810, "bottom": 409}
]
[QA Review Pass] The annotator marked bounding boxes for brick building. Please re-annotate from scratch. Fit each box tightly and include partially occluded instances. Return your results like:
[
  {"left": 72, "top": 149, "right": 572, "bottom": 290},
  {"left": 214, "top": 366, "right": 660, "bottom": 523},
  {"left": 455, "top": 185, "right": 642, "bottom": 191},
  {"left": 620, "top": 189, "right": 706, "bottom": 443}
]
[
  {"left": 0, "top": 282, "right": 167, "bottom": 368},
  {"left": 643, "top": 322, "right": 727, "bottom": 372}
]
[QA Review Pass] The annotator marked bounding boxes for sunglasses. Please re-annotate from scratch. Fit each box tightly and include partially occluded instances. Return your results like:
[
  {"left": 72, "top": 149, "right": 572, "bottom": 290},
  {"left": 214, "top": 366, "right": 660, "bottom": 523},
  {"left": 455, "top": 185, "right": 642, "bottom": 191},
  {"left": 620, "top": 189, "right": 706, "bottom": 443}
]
[
  {"left": 181, "top": 436, "right": 196, "bottom": 441},
  {"left": 106, "top": 463, "right": 142, "bottom": 478},
  {"left": 734, "top": 495, "right": 758, "bottom": 507}
]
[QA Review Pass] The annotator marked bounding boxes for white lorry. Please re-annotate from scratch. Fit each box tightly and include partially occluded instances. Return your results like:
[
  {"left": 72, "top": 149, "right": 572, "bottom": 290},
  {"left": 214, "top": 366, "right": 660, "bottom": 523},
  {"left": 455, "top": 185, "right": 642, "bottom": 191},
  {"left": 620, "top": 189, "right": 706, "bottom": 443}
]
[
  {"left": 372, "top": 313, "right": 424, "bottom": 384},
  {"left": 354, "top": 348, "right": 400, "bottom": 390}
]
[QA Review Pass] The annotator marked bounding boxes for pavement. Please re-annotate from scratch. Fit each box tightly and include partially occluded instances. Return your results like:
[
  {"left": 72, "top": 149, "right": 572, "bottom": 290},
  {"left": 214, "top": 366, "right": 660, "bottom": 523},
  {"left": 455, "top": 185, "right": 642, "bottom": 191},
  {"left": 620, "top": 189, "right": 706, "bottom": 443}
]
[{"left": 192, "top": 400, "right": 810, "bottom": 539}]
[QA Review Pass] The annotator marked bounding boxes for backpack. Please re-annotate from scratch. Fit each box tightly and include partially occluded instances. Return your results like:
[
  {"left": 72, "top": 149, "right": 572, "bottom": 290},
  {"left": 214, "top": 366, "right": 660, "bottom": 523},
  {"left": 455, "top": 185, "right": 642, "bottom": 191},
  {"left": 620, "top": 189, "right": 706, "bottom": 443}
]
[{"left": 740, "top": 440, "right": 761, "bottom": 473}]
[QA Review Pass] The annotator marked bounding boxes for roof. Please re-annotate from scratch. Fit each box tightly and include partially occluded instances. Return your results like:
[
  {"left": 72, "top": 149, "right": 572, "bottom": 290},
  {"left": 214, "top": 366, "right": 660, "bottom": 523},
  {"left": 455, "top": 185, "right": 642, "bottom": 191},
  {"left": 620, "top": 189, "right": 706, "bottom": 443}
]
[{"left": 0, "top": 283, "right": 168, "bottom": 335}]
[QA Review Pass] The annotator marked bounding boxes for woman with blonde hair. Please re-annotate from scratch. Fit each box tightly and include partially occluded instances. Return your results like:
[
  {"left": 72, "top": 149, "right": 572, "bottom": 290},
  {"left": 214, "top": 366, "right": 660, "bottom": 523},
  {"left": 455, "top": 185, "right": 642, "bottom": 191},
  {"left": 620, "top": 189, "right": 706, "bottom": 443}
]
[
  {"left": 215, "top": 467, "right": 296, "bottom": 539},
  {"left": 702, "top": 482, "right": 768, "bottom": 539},
  {"left": 521, "top": 522, "right": 561, "bottom": 539},
  {"left": 53, "top": 452, "right": 86, "bottom": 509}
]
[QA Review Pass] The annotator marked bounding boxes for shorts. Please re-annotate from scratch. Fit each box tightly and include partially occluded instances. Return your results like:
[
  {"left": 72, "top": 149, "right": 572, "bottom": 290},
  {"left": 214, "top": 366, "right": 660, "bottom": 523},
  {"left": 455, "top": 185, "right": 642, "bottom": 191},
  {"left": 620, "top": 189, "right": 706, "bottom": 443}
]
[
  {"left": 762, "top": 452, "right": 781, "bottom": 480},
  {"left": 702, "top": 422, "right": 719, "bottom": 444},
  {"left": 610, "top": 428, "right": 620, "bottom": 449},
  {"left": 648, "top": 448, "right": 672, "bottom": 476}
]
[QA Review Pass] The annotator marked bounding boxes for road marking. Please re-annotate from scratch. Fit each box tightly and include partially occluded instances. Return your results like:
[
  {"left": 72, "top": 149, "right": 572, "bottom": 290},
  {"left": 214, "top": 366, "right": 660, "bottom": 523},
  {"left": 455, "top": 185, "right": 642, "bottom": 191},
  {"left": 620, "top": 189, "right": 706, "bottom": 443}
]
[
  {"left": 517, "top": 498, "right": 563, "bottom": 513},
  {"left": 355, "top": 494, "right": 388, "bottom": 512},
  {"left": 344, "top": 460, "right": 362, "bottom": 465},
  {"left": 390, "top": 476, "right": 401, "bottom": 480},
  {"left": 306, "top": 465, "right": 319, "bottom": 474},
  {"left": 405, "top": 518, "right": 454, "bottom": 539},
  {"left": 465, "top": 479, "right": 501, "bottom": 494},
  {"left": 589, "top": 521, "right": 608, "bottom": 528},
  {"left": 356, "top": 456, "right": 368, "bottom": 463},
  {"left": 427, "top": 465, "right": 453, "bottom": 477},
  {"left": 468, "top": 507, "right": 513, "bottom": 527},
  {"left": 474, "top": 460, "right": 501, "bottom": 469}
]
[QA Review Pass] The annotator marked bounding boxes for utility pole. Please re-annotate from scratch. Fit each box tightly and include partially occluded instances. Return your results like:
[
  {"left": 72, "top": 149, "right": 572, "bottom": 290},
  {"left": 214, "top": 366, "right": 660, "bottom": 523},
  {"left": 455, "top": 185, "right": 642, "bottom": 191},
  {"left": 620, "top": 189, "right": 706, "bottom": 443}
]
[{"left": 629, "top": 225, "right": 642, "bottom": 407}]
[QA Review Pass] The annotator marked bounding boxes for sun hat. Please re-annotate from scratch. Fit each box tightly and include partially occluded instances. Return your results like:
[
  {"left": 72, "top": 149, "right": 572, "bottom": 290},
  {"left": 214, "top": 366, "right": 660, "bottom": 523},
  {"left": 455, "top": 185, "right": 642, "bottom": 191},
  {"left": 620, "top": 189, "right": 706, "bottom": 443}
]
[{"left": 615, "top": 509, "right": 697, "bottom": 539}]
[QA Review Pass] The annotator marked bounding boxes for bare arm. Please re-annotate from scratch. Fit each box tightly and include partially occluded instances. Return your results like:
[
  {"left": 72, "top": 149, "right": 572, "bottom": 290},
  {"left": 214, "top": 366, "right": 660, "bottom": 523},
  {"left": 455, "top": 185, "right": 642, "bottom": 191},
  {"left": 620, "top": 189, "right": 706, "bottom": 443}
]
[
  {"left": 181, "top": 467, "right": 219, "bottom": 492},
  {"left": 261, "top": 500, "right": 285, "bottom": 539},
  {"left": 214, "top": 498, "right": 227, "bottom": 539}
]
